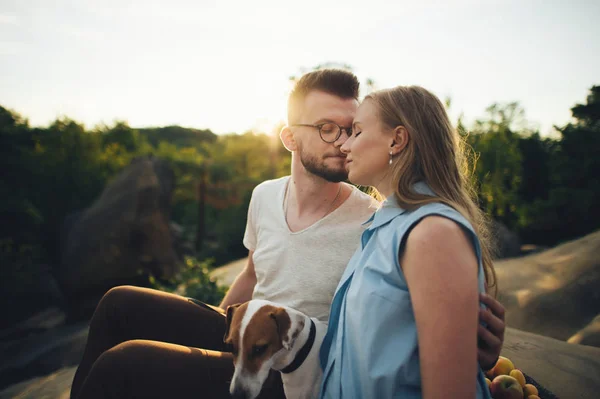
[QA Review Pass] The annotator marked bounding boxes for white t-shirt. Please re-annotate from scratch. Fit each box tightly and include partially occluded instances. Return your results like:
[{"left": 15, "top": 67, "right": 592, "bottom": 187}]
[{"left": 243, "top": 176, "right": 378, "bottom": 323}]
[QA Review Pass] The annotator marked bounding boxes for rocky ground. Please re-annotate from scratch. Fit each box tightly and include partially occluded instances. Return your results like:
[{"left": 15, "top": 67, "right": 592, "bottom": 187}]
[
  {"left": 2, "top": 327, "right": 598, "bottom": 399},
  {"left": 0, "top": 366, "right": 75, "bottom": 399},
  {"left": 2, "top": 231, "right": 599, "bottom": 398}
]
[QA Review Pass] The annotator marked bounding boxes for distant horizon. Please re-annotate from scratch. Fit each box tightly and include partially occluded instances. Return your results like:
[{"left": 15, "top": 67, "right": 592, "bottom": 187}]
[
  {"left": 1, "top": 87, "right": 589, "bottom": 138},
  {"left": 2, "top": 0, "right": 598, "bottom": 137}
]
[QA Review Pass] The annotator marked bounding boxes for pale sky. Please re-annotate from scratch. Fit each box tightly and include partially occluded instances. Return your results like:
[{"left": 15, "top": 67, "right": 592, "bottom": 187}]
[{"left": 1, "top": 0, "right": 598, "bottom": 136}]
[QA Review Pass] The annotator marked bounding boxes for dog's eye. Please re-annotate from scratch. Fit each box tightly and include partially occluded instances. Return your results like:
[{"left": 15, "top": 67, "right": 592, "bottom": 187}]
[{"left": 251, "top": 344, "right": 268, "bottom": 357}]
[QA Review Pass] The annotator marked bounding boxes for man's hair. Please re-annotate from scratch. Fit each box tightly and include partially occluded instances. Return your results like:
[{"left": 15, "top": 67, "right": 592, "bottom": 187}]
[{"left": 287, "top": 69, "right": 360, "bottom": 124}]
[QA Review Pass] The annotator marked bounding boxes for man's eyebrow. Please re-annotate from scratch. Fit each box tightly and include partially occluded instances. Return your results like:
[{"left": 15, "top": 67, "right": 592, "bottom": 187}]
[{"left": 313, "top": 118, "right": 337, "bottom": 124}]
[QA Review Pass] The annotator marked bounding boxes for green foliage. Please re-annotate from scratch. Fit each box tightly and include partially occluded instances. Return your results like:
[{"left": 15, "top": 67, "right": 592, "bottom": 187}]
[
  {"left": 463, "top": 87, "right": 600, "bottom": 245},
  {"left": 149, "top": 256, "right": 228, "bottom": 306},
  {"left": 1, "top": 103, "right": 292, "bottom": 301},
  {"left": 139, "top": 126, "right": 217, "bottom": 150},
  {"left": 1, "top": 84, "right": 599, "bottom": 301},
  {"left": 467, "top": 102, "right": 525, "bottom": 229},
  {"left": 533, "top": 85, "right": 600, "bottom": 243}
]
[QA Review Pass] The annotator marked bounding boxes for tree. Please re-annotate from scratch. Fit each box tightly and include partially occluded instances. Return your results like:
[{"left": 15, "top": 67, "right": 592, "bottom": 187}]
[
  {"left": 467, "top": 103, "right": 525, "bottom": 230},
  {"left": 544, "top": 86, "right": 600, "bottom": 242}
]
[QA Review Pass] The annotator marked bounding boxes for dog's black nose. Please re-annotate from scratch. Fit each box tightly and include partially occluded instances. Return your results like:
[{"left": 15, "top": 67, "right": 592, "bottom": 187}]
[{"left": 231, "top": 387, "right": 247, "bottom": 399}]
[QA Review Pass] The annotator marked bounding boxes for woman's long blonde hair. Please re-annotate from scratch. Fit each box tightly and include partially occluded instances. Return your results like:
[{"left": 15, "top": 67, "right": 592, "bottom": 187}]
[{"left": 366, "top": 86, "right": 496, "bottom": 292}]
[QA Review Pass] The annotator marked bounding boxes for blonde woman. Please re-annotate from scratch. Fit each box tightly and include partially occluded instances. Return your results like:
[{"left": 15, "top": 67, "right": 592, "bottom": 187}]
[{"left": 320, "top": 86, "right": 496, "bottom": 399}]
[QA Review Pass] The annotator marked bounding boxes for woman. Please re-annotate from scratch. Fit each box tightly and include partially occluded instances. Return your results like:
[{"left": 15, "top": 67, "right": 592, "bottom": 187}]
[{"left": 319, "top": 86, "right": 495, "bottom": 398}]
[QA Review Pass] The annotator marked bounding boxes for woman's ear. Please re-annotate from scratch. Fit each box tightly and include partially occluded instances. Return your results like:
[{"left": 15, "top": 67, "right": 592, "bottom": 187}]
[
  {"left": 280, "top": 126, "right": 297, "bottom": 152},
  {"left": 391, "top": 125, "right": 409, "bottom": 155}
]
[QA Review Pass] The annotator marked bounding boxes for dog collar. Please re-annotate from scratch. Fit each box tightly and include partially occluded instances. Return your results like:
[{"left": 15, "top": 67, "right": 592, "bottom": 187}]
[{"left": 280, "top": 319, "right": 316, "bottom": 374}]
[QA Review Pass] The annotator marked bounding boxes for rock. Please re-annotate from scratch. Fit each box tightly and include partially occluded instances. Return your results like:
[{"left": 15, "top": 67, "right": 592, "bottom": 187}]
[
  {"left": 0, "top": 366, "right": 75, "bottom": 399},
  {"left": 496, "top": 229, "right": 600, "bottom": 346},
  {"left": 0, "top": 322, "right": 87, "bottom": 391},
  {"left": 0, "top": 307, "right": 66, "bottom": 341},
  {"left": 57, "top": 156, "right": 180, "bottom": 302},
  {"left": 0, "top": 264, "right": 66, "bottom": 330},
  {"left": 170, "top": 222, "right": 196, "bottom": 258},
  {"left": 491, "top": 220, "right": 521, "bottom": 259},
  {"left": 503, "top": 327, "right": 600, "bottom": 399},
  {"left": 567, "top": 314, "right": 600, "bottom": 347}
]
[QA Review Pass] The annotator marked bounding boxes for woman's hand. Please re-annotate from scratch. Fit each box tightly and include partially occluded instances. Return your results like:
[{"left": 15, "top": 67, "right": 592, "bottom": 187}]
[{"left": 477, "top": 293, "right": 506, "bottom": 371}]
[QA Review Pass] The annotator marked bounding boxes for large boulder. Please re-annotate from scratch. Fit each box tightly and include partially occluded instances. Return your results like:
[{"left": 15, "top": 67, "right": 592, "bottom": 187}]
[
  {"left": 491, "top": 220, "right": 522, "bottom": 259},
  {"left": 0, "top": 264, "right": 66, "bottom": 330},
  {"left": 502, "top": 327, "right": 600, "bottom": 399},
  {"left": 567, "top": 313, "right": 600, "bottom": 347},
  {"left": 57, "top": 157, "right": 179, "bottom": 301},
  {"left": 496, "top": 229, "right": 600, "bottom": 345},
  {"left": 0, "top": 320, "right": 87, "bottom": 392}
]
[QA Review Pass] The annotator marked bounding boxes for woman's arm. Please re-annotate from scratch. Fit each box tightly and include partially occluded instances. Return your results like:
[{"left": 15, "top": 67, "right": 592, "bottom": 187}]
[{"left": 401, "top": 216, "right": 480, "bottom": 399}]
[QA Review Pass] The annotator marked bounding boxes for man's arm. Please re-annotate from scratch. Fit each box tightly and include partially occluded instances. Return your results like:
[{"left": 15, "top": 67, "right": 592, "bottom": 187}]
[
  {"left": 219, "top": 251, "right": 257, "bottom": 309},
  {"left": 477, "top": 293, "right": 506, "bottom": 370}
]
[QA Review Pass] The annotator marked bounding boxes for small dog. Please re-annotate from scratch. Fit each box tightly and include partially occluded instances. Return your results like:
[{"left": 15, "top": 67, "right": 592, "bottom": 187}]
[{"left": 224, "top": 299, "right": 326, "bottom": 399}]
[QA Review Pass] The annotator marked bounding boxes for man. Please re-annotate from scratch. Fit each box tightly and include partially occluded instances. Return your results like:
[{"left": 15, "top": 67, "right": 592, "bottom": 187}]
[{"left": 71, "top": 69, "right": 505, "bottom": 399}]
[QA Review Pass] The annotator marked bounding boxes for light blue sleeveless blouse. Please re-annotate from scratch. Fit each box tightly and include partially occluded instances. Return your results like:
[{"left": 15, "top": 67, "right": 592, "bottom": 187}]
[{"left": 319, "top": 183, "right": 492, "bottom": 399}]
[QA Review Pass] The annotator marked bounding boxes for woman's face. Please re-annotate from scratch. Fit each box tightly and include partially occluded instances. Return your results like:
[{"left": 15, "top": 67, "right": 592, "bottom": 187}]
[{"left": 341, "top": 99, "right": 393, "bottom": 188}]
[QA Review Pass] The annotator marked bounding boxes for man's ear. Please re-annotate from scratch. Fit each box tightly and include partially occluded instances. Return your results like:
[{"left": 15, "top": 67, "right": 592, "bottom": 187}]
[
  {"left": 223, "top": 303, "right": 241, "bottom": 344},
  {"left": 391, "top": 125, "right": 409, "bottom": 155},
  {"left": 280, "top": 126, "right": 297, "bottom": 152},
  {"left": 270, "top": 307, "right": 304, "bottom": 350}
]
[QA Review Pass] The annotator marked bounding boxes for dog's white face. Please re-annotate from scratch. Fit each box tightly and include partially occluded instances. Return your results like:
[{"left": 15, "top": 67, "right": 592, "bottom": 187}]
[{"left": 224, "top": 300, "right": 306, "bottom": 399}]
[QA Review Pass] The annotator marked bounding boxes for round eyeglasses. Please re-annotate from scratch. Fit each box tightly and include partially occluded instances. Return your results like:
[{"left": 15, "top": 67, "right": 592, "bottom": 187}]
[{"left": 290, "top": 122, "right": 353, "bottom": 143}]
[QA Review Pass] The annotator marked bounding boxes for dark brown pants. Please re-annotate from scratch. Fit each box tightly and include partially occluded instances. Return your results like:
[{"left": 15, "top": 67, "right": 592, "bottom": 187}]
[{"left": 70, "top": 285, "right": 284, "bottom": 399}]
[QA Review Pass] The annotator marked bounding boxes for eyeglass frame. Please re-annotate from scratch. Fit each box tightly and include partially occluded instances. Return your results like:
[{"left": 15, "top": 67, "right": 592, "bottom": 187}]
[{"left": 290, "top": 122, "right": 353, "bottom": 143}]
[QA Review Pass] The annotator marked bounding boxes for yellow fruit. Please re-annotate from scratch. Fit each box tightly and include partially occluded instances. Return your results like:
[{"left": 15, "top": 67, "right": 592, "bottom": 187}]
[
  {"left": 524, "top": 383, "right": 538, "bottom": 397},
  {"left": 509, "top": 369, "right": 526, "bottom": 387},
  {"left": 490, "top": 375, "right": 524, "bottom": 399},
  {"left": 490, "top": 356, "right": 515, "bottom": 378},
  {"left": 485, "top": 377, "right": 492, "bottom": 388}
]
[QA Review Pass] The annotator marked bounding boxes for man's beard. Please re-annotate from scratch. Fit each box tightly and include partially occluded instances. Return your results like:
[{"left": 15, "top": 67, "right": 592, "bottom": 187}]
[{"left": 299, "top": 150, "right": 348, "bottom": 183}]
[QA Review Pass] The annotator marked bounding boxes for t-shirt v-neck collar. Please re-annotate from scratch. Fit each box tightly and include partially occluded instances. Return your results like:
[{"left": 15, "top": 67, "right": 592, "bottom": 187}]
[{"left": 280, "top": 177, "right": 348, "bottom": 234}]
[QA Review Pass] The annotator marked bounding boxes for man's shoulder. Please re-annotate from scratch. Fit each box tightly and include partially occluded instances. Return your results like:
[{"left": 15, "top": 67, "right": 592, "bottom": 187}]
[
  {"left": 252, "top": 176, "right": 289, "bottom": 196},
  {"left": 335, "top": 185, "right": 378, "bottom": 224},
  {"left": 346, "top": 186, "right": 380, "bottom": 210}
]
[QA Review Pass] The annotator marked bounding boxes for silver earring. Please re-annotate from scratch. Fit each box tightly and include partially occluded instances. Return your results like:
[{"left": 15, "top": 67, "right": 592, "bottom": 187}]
[{"left": 389, "top": 150, "right": 393, "bottom": 165}]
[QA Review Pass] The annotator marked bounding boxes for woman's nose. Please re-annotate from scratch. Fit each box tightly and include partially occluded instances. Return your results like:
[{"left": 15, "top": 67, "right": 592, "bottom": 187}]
[{"left": 340, "top": 137, "right": 351, "bottom": 154}]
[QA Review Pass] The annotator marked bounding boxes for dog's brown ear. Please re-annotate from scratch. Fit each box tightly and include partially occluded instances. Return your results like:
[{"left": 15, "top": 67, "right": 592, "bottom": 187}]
[
  {"left": 270, "top": 307, "right": 294, "bottom": 350},
  {"left": 223, "top": 303, "right": 241, "bottom": 344}
]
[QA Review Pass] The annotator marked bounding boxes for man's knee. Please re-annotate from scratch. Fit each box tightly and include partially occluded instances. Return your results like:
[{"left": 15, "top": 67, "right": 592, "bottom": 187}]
[
  {"left": 90, "top": 285, "right": 139, "bottom": 332},
  {"left": 102, "top": 285, "right": 138, "bottom": 304},
  {"left": 95, "top": 285, "right": 138, "bottom": 314},
  {"left": 81, "top": 340, "right": 145, "bottom": 395},
  {"left": 94, "top": 340, "right": 151, "bottom": 372},
  {"left": 87, "top": 341, "right": 131, "bottom": 380}
]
